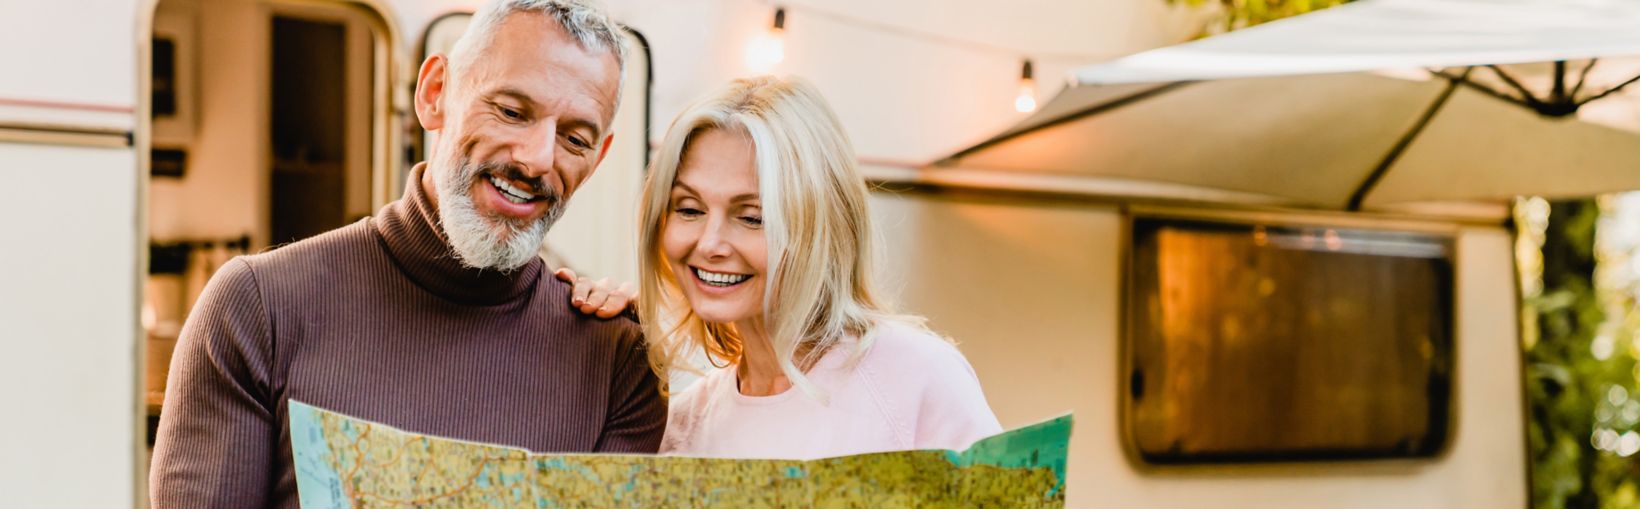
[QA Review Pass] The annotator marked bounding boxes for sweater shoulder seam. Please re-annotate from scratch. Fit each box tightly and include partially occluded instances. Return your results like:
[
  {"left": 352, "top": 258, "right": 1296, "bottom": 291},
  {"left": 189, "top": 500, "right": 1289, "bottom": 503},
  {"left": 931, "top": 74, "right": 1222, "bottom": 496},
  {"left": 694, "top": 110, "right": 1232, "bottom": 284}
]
[{"left": 853, "top": 341, "right": 914, "bottom": 449}]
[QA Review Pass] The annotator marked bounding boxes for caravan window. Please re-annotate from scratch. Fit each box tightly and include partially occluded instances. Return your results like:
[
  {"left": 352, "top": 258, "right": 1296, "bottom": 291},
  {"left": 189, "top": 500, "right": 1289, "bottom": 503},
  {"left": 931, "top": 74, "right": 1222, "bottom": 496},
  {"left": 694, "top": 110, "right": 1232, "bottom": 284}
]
[{"left": 1125, "top": 216, "right": 1454, "bottom": 463}]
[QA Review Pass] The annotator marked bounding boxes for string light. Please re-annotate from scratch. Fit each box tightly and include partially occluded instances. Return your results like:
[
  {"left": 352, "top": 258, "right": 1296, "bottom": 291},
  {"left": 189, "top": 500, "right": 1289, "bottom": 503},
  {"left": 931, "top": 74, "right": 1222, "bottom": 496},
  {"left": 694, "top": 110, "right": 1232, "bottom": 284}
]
[
  {"left": 741, "top": 4, "right": 1086, "bottom": 109},
  {"left": 745, "top": 7, "right": 786, "bottom": 73},
  {"left": 756, "top": 1, "right": 1106, "bottom": 63},
  {"left": 1014, "top": 59, "right": 1038, "bottom": 113}
]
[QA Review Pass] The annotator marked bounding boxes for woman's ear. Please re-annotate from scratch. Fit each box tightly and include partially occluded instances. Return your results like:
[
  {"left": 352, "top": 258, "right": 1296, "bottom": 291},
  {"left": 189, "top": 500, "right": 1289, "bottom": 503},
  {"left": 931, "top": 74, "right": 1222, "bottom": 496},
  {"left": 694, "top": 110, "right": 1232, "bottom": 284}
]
[{"left": 414, "top": 54, "right": 449, "bottom": 131}]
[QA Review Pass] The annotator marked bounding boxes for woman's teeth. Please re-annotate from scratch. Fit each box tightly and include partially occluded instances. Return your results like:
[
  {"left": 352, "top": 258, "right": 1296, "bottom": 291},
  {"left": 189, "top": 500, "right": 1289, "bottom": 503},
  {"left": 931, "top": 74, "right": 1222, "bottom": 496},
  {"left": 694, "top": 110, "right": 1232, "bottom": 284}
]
[
  {"left": 489, "top": 175, "right": 539, "bottom": 204},
  {"left": 694, "top": 268, "right": 751, "bottom": 287}
]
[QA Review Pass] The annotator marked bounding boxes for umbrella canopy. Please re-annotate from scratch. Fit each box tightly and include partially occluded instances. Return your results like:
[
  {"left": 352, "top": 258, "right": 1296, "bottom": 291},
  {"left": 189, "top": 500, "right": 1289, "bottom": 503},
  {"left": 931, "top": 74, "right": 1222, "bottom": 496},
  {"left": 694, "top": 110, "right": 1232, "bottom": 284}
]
[{"left": 936, "top": 0, "right": 1640, "bottom": 212}]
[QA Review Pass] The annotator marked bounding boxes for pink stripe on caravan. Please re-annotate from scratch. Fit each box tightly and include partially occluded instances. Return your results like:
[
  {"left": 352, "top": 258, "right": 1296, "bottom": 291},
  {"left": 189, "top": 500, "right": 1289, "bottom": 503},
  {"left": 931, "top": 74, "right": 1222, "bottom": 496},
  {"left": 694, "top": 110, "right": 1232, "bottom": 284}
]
[{"left": 0, "top": 96, "right": 135, "bottom": 114}]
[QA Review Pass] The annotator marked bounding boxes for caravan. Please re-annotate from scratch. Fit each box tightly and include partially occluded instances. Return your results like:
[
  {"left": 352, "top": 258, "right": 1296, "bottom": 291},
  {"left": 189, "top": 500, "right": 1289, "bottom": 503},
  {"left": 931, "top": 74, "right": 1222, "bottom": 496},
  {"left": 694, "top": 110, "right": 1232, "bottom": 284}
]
[{"left": 16, "top": 0, "right": 1640, "bottom": 506}]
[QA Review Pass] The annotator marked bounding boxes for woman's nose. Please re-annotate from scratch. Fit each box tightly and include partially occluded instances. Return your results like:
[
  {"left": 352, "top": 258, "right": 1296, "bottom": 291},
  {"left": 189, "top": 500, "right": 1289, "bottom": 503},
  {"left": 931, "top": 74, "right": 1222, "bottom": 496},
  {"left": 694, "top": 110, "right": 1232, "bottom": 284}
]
[{"left": 696, "top": 217, "right": 734, "bottom": 258}]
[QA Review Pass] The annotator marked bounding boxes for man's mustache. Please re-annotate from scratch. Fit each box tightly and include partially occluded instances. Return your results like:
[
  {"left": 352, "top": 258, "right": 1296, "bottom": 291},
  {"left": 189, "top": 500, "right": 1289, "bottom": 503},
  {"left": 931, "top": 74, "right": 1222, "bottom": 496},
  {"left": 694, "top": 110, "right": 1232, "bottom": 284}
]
[{"left": 469, "top": 161, "right": 561, "bottom": 202}]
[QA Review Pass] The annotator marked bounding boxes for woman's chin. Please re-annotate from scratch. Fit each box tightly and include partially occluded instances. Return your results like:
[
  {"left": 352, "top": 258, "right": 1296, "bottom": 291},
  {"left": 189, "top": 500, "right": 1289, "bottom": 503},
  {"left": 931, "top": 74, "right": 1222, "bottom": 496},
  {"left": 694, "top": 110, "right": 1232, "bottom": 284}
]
[{"left": 691, "top": 305, "right": 756, "bottom": 326}]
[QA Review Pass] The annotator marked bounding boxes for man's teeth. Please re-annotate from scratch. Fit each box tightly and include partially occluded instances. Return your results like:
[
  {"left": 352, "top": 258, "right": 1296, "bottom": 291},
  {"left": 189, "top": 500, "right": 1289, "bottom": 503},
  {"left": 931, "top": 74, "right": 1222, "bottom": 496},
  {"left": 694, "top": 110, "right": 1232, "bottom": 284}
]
[
  {"left": 489, "top": 176, "right": 538, "bottom": 204},
  {"left": 694, "top": 268, "right": 751, "bottom": 286}
]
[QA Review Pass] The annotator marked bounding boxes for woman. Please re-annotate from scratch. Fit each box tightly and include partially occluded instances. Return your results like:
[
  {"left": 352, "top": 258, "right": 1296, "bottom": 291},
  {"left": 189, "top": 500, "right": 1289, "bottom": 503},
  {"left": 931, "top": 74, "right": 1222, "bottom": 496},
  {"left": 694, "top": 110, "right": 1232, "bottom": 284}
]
[{"left": 570, "top": 76, "right": 1000, "bottom": 459}]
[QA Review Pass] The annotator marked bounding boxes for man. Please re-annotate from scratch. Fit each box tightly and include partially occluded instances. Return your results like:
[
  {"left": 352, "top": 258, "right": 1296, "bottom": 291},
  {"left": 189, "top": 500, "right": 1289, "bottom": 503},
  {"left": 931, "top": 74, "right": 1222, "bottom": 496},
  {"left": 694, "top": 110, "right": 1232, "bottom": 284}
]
[{"left": 148, "top": 1, "right": 665, "bottom": 507}]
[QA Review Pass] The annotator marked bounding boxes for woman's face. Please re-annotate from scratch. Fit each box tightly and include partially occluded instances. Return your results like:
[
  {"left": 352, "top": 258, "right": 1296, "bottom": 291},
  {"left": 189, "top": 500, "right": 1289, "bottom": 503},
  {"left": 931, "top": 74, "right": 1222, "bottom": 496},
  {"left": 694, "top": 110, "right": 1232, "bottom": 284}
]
[{"left": 663, "top": 128, "right": 768, "bottom": 326}]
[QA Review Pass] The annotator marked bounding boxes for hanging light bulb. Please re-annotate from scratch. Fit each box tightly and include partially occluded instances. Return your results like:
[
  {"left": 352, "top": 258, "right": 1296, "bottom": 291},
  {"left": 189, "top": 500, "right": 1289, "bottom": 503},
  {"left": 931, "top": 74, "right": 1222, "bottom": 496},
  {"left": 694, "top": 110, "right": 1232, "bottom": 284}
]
[
  {"left": 1014, "top": 59, "right": 1038, "bottom": 113},
  {"left": 745, "top": 7, "right": 786, "bottom": 73}
]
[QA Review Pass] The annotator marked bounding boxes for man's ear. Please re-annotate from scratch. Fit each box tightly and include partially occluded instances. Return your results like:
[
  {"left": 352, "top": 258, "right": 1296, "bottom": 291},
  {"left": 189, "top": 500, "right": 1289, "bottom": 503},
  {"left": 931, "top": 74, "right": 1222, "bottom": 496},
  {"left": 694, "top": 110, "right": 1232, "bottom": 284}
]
[
  {"left": 594, "top": 133, "right": 616, "bottom": 167},
  {"left": 414, "top": 55, "right": 449, "bottom": 131}
]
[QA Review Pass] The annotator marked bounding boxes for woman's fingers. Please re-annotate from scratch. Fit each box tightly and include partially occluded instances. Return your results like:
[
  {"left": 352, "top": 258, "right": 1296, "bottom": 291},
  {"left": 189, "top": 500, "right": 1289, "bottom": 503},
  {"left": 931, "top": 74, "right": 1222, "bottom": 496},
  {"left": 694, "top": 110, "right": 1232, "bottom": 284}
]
[
  {"left": 558, "top": 268, "right": 637, "bottom": 318},
  {"left": 570, "top": 277, "right": 594, "bottom": 308},
  {"left": 583, "top": 278, "right": 614, "bottom": 314},
  {"left": 595, "top": 281, "right": 639, "bottom": 318},
  {"left": 553, "top": 267, "right": 579, "bottom": 284},
  {"left": 557, "top": 268, "right": 590, "bottom": 306}
]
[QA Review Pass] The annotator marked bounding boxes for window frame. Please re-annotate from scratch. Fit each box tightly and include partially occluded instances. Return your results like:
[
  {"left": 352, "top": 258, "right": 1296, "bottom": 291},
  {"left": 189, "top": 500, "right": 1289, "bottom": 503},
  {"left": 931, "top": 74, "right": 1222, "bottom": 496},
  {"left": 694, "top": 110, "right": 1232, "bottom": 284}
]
[{"left": 1118, "top": 206, "right": 1460, "bottom": 467}]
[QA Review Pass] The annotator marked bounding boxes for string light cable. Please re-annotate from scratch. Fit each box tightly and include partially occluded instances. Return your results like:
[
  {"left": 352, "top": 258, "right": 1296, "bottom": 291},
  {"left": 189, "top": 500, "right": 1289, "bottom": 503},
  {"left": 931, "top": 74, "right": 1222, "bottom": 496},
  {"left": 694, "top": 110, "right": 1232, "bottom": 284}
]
[{"left": 741, "top": 1, "right": 1117, "bottom": 112}]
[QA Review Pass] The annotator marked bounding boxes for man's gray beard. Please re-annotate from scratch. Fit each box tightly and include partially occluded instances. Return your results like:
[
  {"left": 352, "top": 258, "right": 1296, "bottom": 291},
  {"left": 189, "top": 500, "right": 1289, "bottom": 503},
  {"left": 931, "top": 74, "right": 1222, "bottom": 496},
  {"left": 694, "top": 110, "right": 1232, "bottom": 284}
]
[{"left": 435, "top": 159, "right": 566, "bottom": 272}]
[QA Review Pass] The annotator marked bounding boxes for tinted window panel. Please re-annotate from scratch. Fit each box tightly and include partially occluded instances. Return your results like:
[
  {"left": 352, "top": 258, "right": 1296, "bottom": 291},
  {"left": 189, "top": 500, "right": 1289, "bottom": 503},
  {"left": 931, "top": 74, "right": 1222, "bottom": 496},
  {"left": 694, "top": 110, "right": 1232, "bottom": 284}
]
[{"left": 1126, "top": 217, "right": 1454, "bottom": 463}]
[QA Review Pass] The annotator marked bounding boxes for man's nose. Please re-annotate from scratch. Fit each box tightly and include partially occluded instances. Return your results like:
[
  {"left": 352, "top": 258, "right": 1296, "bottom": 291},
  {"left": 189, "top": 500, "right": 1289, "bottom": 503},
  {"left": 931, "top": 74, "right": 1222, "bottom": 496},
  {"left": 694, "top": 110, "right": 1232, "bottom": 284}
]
[{"left": 512, "top": 123, "right": 556, "bottom": 180}]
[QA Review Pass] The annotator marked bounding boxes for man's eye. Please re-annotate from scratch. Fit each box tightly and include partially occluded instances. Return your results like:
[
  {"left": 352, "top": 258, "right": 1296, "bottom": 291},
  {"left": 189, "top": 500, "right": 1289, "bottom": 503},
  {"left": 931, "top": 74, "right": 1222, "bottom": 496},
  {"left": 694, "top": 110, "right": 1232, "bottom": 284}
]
[
  {"left": 567, "top": 135, "right": 590, "bottom": 149},
  {"left": 499, "top": 106, "right": 522, "bottom": 119}
]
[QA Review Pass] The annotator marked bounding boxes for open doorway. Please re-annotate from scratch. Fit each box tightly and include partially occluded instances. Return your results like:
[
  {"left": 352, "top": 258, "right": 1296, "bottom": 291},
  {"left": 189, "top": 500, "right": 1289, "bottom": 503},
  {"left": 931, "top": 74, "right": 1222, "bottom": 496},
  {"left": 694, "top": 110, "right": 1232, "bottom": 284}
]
[
  {"left": 141, "top": 0, "right": 398, "bottom": 449},
  {"left": 269, "top": 13, "right": 368, "bottom": 243}
]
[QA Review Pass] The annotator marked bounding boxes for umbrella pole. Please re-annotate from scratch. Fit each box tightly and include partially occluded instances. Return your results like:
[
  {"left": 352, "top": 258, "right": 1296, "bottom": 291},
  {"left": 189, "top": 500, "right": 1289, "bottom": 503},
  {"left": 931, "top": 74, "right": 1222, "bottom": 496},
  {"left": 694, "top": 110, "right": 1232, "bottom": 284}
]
[
  {"left": 1552, "top": 60, "right": 1567, "bottom": 103},
  {"left": 1346, "top": 68, "right": 1472, "bottom": 212}
]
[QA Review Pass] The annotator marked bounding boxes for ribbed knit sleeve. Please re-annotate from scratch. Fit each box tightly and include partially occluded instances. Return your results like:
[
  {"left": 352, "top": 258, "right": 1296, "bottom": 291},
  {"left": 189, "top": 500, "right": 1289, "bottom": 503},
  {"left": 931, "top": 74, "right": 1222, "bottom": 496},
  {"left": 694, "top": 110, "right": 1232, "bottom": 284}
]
[
  {"left": 150, "top": 258, "right": 277, "bottom": 508},
  {"left": 594, "top": 325, "right": 667, "bottom": 453}
]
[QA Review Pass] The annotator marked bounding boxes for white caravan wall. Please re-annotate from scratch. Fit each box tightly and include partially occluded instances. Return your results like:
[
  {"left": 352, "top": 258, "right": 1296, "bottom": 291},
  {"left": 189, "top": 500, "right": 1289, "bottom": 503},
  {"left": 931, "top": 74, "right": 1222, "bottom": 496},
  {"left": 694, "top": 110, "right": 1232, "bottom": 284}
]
[
  {"left": 602, "top": 0, "right": 1207, "bottom": 165},
  {"left": 0, "top": 0, "right": 137, "bottom": 110},
  {"left": 0, "top": 0, "right": 141, "bottom": 506},
  {"left": 0, "top": 142, "right": 139, "bottom": 507},
  {"left": 868, "top": 192, "right": 1528, "bottom": 509}
]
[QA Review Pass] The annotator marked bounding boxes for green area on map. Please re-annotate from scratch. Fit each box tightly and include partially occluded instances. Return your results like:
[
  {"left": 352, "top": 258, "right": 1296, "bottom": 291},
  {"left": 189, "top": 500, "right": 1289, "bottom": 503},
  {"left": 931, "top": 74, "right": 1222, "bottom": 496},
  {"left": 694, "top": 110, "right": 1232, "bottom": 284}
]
[{"left": 290, "top": 399, "right": 1070, "bottom": 508}]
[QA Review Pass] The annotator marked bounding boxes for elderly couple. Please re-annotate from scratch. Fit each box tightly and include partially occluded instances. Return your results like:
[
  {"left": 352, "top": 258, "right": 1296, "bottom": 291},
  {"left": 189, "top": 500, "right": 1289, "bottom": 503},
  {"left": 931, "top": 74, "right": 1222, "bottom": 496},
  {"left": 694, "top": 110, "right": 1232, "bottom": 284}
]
[{"left": 148, "top": 0, "right": 999, "bottom": 506}]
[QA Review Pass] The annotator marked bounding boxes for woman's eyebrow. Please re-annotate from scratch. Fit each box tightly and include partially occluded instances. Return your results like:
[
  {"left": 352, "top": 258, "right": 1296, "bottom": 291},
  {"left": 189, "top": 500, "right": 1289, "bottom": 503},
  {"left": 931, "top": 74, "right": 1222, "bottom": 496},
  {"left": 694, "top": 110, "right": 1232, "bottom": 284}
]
[{"left": 673, "top": 179, "right": 758, "bottom": 203}]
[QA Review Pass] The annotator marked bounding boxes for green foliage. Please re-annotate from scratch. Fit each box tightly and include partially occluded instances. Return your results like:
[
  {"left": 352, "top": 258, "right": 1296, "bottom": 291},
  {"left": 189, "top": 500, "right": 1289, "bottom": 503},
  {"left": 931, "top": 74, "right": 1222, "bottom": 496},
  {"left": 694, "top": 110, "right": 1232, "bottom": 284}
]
[
  {"left": 1170, "top": 0, "right": 1352, "bottom": 36},
  {"left": 1523, "top": 199, "right": 1640, "bottom": 509}
]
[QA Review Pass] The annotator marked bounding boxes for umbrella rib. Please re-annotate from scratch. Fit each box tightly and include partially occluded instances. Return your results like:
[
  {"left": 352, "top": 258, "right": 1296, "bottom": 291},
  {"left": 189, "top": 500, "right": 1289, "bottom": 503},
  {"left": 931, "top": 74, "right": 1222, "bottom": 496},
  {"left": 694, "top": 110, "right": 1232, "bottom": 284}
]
[
  {"left": 1575, "top": 71, "right": 1640, "bottom": 107},
  {"left": 1570, "top": 58, "right": 1599, "bottom": 101},
  {"left": 1347, "top": 71, "right": 1467, "bottom": 212},
  {"left": 936, "top": 82, "right": 1195, "bottom": 165},
  {"left": 1431, "top": 69, "right": 1535, "bottom": 110},
  {"left": 1485, "top": 65, "right": 1547, "bottom": 107}
]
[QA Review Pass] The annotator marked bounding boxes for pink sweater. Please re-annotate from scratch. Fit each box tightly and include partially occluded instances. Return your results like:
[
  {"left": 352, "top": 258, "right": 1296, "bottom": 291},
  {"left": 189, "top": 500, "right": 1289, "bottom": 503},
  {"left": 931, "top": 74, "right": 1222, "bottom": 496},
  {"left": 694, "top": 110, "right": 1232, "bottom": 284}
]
[{"left": 659, "top": 321, "right": 1003, "bottom": 459}]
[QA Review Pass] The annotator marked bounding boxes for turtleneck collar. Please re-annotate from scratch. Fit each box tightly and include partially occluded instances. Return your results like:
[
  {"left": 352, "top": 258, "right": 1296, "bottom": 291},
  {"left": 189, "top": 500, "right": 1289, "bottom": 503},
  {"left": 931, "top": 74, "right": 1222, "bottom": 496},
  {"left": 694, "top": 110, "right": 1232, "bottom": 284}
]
[{"left": 372, "top": 162, "right": 542, "bottom": 306}]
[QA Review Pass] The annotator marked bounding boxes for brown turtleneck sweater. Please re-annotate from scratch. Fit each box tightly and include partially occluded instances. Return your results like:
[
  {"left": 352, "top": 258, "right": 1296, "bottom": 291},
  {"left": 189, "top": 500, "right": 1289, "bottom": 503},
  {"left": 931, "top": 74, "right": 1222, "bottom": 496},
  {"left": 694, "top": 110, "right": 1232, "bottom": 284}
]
[{"left": 149, "top": 166, "right": 665, "bottom": 508}]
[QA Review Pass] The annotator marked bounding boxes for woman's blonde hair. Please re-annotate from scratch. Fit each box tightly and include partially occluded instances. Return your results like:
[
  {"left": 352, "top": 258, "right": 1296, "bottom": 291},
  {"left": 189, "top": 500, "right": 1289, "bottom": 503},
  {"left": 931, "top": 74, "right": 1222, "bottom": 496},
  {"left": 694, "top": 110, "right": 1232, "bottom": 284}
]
[{"left": 638, "top": 76, "right": 920, "bottom": 401}]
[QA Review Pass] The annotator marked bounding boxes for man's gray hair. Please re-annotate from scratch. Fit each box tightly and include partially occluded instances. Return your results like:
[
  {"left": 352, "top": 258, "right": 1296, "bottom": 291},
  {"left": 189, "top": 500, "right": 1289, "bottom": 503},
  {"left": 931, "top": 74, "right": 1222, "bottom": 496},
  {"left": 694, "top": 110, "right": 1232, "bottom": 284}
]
[{"left": 454, "top": 0, "right": 629, "bottom": 76}]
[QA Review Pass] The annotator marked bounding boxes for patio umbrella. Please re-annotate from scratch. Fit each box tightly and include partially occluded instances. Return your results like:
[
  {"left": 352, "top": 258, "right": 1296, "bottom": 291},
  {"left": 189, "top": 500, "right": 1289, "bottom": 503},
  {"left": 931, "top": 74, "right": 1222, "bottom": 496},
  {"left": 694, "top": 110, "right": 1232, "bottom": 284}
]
[{"left": 935, "top": 0, "right": 1640, "bottom": 212}]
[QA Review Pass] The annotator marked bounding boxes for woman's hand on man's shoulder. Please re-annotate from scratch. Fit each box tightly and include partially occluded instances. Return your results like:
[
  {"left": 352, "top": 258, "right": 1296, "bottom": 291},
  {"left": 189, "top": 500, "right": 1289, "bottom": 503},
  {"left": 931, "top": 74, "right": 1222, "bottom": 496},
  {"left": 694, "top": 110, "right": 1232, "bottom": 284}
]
[{"left": 554, "top": 267, "right": 637, "bottom": 319}]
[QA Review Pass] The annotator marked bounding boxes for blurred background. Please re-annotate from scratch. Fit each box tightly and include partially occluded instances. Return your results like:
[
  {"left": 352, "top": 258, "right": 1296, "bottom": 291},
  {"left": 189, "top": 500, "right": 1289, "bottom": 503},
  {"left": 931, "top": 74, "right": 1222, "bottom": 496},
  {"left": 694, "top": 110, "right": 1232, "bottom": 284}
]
[{"left": 3, "top": 0, "right": 1640, "bottom": 507}]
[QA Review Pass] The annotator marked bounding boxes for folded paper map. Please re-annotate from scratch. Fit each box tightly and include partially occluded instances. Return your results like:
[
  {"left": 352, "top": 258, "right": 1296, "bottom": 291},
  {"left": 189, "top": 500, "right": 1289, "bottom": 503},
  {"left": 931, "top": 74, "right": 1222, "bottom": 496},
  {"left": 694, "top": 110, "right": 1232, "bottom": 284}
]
[{"left": 290, "top": 399, "right": 1070, "bottom": 507}]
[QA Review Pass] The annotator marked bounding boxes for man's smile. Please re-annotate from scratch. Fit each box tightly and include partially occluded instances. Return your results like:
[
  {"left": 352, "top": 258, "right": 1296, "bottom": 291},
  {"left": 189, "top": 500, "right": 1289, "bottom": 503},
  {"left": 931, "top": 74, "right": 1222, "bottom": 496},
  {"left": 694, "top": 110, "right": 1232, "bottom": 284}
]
[
  {"left": 487, "top": 174, "right": 544, "bottom": 204},
  {"left": 475, "top": 171, "right": 551, "bottom": 220}
]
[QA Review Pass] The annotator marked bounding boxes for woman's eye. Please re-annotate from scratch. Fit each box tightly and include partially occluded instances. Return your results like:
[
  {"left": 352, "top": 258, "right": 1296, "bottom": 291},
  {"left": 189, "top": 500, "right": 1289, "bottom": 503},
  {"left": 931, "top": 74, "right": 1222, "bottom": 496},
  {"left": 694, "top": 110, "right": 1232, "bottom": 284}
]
[
  {"left": 740, "top": 215, "right": 763, "bottom": 227},
  {"left": 675, "top": 207, "right": 704, "bottom": 218}
]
